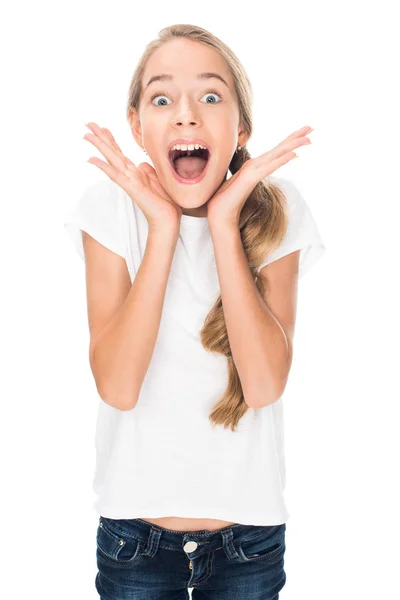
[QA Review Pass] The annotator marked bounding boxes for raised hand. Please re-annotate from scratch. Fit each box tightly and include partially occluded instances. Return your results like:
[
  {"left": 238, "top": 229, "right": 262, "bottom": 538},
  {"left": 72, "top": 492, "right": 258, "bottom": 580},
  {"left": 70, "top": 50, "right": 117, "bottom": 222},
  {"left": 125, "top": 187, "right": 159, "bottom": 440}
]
[
  {"left": 83, "top": 122, "right": 182, "bottom": 231},
  {"left": 207, "top": 126, "right": 314, "bottom": 228}
]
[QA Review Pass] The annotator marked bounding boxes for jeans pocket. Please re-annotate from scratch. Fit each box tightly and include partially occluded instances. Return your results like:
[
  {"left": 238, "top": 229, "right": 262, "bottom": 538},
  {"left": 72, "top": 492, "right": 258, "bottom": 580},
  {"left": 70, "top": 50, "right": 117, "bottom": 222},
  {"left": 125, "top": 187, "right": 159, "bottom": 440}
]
[
  {"left": 96, "top": 517, "right": 144, "bottom": 567},
  {"left": 238, "top": 524, "right": 286, "bottom": 563}
]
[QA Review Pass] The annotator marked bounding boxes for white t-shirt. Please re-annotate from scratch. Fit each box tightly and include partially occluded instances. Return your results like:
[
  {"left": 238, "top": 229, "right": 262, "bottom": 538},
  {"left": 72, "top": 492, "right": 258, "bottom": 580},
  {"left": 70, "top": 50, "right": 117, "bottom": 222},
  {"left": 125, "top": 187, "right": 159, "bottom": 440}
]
[{"left": 64, "top": 175, "right": 325, "bottom": 525}]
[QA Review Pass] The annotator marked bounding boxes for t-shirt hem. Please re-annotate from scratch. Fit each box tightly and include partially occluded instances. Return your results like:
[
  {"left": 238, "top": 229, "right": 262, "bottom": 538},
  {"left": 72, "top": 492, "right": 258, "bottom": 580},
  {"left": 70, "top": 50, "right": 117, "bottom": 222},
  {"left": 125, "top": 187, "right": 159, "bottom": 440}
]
[{"left": 93, "top": 501, "right": 290, "bottom": 527}]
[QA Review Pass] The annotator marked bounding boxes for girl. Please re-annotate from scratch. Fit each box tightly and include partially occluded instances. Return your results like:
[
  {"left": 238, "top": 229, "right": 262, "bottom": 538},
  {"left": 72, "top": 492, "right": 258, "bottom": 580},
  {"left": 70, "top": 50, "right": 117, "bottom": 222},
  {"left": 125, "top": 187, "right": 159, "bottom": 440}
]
[{"left": 64, "top": 23, "right": 325, "bottom": 600}]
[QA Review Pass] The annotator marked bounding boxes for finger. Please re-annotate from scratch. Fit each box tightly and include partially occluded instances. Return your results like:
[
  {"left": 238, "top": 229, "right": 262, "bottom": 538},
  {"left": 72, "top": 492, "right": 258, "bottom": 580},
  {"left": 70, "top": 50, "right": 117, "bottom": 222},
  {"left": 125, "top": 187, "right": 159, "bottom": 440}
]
[
  {"left": 256, "top": 135, "right": 310, "bottom": 166},
  {"left": 276, "top": 135, "right": 311, "bottom": 155},
  {"left": 101, "top": 126, "right": 124, "bottom": 155},
  {"left": 85, "top": 122, "right": 127, "bottom": 165},
  {"left": 283, "top": 125, "right": 313, "bottom": 142},
  {"left": 86, "top": 156, "right": 122, "bottom": 180},
  {"left": 83, "top": 130, "right": 127, "bottom": 172},
  {"left": 242, "top": 150, "right": 298, "bottom": 187},
  {"left": 137, "top": 162, "right": 157, "bottom": 178},
  {"left": 137, "top": 162, "right": 165, "bottom": 187},
  {"left": 87, "top": 156, "right": 142, "bottom": 196},
  {"left": 265, "top": 126, "right": 312, "bottom": 156},
  {"left": 85, "top": 122, "right": 118, "bottom": 151},
  {"left": 137, "top": 162, "right": 166, "bottom": 193},
  {"left": 263, "top": 152, "right": 298, "bottom": 176}
]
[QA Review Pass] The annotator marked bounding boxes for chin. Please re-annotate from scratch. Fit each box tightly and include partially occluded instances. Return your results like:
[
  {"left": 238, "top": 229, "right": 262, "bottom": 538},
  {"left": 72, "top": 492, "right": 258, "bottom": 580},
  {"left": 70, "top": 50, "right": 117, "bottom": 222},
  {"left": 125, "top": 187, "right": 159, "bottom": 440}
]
[{"left": 171, "top": 189, "right": 212, "bottom": 211}]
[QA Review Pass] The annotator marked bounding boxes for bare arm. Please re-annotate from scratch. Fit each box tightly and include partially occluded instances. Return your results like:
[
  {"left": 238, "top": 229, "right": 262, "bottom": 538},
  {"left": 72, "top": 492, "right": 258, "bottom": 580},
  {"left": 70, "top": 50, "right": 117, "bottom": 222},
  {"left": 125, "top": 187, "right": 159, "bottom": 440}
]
[
  {"left": 85, "top": 225, "right": 179, "bottom": 411},
  {"left": 209, "top": 223, "right": 299, "bottom": 409}
]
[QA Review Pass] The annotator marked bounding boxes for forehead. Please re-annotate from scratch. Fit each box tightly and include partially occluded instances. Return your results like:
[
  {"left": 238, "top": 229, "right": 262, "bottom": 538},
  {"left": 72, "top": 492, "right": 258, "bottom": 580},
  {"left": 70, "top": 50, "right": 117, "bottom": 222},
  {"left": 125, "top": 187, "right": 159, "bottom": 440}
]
[{"left": 142, "top": 38, "right": 233, "bottom": 88}]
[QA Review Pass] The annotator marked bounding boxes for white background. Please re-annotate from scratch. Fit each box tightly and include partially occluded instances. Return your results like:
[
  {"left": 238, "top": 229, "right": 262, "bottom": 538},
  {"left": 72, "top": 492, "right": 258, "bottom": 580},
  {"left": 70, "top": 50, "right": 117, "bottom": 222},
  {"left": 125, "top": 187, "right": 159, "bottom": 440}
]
[{"left": 1, "top": 1, "right": 399, "bottom": 598}]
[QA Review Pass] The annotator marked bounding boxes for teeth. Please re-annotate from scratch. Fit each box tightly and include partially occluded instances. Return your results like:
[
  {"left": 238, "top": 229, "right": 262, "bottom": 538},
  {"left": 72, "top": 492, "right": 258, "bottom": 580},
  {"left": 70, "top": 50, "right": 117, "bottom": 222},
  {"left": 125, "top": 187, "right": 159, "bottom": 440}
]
[{"left": 170, "top": 143, "right": 208, "bottom": 151}]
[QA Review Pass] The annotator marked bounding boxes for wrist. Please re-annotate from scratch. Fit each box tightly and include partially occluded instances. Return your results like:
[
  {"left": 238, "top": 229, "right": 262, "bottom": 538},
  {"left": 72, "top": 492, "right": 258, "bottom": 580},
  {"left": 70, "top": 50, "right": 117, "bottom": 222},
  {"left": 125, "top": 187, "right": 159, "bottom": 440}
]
[{"left": 208, "top": 219, "right": 240, "bottom": 238}]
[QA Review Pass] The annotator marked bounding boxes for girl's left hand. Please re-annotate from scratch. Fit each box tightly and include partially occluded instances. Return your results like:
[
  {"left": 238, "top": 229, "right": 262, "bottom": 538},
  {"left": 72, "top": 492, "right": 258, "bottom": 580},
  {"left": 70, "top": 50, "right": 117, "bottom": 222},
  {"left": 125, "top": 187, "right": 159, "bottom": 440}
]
[{"left": 207, "top": 125, "right": 313, "bottom": 227}]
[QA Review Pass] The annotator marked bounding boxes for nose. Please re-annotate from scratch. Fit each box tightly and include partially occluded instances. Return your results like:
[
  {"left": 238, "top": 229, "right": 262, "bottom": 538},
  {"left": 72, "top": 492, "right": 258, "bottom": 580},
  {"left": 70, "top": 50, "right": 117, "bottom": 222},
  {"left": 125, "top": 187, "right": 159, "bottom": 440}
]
[
  {"left": 175, "top": 119, "right": 197, "bottom": 126},
  {"left": 173, "top": 112, "right": 199, "bottom": 127},
  {"left": 171, "top": 98, "right": 201, "bottom": 128}
]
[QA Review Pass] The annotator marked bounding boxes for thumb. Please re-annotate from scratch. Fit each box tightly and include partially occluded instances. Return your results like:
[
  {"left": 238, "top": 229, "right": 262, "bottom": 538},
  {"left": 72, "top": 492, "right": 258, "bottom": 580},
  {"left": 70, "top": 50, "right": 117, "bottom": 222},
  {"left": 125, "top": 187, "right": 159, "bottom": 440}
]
[{"left": 137, "top": 162, "right": 156, "bottom": 177}]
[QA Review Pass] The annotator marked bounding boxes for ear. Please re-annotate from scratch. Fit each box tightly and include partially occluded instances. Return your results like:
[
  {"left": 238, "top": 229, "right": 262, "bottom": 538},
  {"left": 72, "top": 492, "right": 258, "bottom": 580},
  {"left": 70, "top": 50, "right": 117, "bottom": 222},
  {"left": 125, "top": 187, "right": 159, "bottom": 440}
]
[
  {"left": 128, "top": 108, "right": 144, "bottom": 150},
  {"left": 237, "top": 124, "right": 249, "bottom": 149}
]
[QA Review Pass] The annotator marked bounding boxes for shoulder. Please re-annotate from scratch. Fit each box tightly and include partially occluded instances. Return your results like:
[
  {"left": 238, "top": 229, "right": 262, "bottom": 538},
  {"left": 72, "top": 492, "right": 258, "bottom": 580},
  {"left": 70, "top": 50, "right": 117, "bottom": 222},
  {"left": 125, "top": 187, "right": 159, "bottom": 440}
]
[
  {"left": 64, "top": 179, "right": 130, "bottom": 262},
  {"left": 77, "top": 179, "right": 129, "bottom": 216},
  {"left": 267, "top": 175, "right": 307, "bottom": 214},
  {"left": 259, "top": 175, "right": 326, "bottom": 278}
]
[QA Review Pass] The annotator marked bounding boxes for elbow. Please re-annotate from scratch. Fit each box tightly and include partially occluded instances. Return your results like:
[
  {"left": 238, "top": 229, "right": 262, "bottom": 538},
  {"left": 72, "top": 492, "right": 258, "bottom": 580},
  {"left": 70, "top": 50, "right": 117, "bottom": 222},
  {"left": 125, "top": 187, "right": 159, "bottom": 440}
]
[
  {"left": 99, "top": 386, "right": 138, "bottom": 411},
  {"left": 245, "top": 392, "right": 281, "bottom": 409},
  {"left": 90, "top": 351, "right": 139, "bottom": 411},
  {"left": 113, "top": 399, "right": 138, "bottom": 412},
  {"left": 245, "top": 362, "right": 290, "bottom": 408},
  {"left": 94, "top": 376, "right": 138, "bottom": 411},
  {"left": 244, "top": 381, "right": 285, "bottom": 409}
]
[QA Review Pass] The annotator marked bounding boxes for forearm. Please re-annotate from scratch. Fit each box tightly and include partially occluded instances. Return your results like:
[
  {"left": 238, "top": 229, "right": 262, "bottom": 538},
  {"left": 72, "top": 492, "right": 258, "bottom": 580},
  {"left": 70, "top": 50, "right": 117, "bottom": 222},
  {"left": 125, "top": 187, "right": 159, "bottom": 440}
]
[
  {"left": 210, "top": 223, "right": 289, "bottom": 408},
  {"left": 92, "top": 227, "right": 179, "bottom": 411}
]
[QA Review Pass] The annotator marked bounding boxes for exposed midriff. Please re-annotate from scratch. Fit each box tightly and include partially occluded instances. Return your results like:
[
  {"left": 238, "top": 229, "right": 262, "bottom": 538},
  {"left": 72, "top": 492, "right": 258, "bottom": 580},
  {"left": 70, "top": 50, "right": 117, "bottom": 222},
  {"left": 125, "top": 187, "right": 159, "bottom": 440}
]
[{"left": 138, "top": 516, "right": 239, "bottom": 532}]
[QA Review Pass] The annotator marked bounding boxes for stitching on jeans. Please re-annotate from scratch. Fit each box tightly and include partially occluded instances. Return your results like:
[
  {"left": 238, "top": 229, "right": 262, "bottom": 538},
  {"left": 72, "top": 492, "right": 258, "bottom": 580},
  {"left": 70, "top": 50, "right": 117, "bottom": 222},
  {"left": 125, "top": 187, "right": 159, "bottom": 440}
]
[
  {"left": 240, "top": 526, "right": 275, "bottom": 543},
  {"left": 192, "top": 550, "right": 214, "bottom": 586},
  {"left": 100, "top": 518, "right": 282, "bottom": 556},
  {"left": 97, "top": 538, "right": 144, "bottom": 566},
  {"left": 100, "top": 518, "right": 142, "bottom": 541},
  {"left": 241, "top": 540, "right": 286, "bottom": 563},
  {"left": 159, "top": 543, "right": 223, "bottom": 552}
]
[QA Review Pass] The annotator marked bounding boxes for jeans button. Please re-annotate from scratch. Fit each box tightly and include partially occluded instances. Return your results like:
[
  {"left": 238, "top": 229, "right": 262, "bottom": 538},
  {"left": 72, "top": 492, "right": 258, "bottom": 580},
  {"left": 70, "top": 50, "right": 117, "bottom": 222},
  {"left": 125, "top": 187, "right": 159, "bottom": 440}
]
[{"left": 183, "top": 541, "right": 198, "bottom": 552}]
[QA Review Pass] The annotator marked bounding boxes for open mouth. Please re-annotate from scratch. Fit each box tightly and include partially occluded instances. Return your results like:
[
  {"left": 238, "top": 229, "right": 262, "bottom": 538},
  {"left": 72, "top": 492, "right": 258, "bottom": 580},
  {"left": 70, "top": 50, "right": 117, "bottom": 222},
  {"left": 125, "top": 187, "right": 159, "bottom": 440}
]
[{"left": 168, "top": 147, "right": 210, "bottom": 182}]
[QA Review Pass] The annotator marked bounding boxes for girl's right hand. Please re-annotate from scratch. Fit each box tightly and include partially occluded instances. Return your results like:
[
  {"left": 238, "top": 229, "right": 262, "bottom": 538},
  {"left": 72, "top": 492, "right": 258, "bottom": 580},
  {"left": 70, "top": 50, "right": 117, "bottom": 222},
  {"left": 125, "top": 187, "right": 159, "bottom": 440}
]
[{"left": 83, "top": 122, "right": 182, "bottom": 232}]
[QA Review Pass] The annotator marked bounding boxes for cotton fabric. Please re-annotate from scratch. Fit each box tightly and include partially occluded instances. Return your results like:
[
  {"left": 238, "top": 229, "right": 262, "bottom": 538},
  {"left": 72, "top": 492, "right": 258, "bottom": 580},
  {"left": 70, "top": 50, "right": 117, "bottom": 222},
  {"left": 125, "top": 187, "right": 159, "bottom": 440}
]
[{"left": 64, "top": 175, "right": 325, "bottom": 525}]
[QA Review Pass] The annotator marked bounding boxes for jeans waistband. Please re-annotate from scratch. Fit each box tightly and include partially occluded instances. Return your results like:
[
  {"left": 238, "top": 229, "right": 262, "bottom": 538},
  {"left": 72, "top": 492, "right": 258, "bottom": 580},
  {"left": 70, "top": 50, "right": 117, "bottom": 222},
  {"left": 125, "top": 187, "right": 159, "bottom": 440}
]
[{"left": 99, "top": 516, "right": 282, "bottom": 558}]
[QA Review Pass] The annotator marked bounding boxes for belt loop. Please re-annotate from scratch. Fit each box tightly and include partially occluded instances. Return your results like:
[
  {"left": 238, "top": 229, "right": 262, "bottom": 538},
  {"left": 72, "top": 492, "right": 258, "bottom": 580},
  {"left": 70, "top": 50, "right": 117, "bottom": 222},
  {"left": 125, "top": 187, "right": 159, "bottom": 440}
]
[
  {"left": 142, "top": 525, "right": 162, "bottom": 558},
  {"left": 221, "top": 527, "right": 240, "bottom": 560}
]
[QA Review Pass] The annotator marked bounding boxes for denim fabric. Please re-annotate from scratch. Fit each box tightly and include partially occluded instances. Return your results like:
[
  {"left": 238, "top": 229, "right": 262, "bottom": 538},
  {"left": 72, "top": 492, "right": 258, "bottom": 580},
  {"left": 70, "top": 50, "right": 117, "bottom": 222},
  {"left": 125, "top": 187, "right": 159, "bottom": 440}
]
[{"left": 95, "top": 516, "right": 287, "bottom": 599}]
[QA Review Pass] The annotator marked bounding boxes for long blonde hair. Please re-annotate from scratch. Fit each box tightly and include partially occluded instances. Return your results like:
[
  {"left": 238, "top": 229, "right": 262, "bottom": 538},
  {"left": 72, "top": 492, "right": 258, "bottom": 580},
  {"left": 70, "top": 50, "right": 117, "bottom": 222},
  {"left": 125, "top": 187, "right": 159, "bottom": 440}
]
[{"left": 126, "top": 24, "right": 289, "bottom": 431}]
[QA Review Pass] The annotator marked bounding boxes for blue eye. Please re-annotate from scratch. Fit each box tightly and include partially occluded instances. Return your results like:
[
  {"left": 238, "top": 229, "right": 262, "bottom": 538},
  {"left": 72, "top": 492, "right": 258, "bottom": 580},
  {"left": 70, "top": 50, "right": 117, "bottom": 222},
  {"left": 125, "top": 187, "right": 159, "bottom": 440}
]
[
  {"left": 201, "top": 91, "right": 222, "bottom": 104},
  {"left": 150, "top": 89, "right": 222, "bottom": 106},
  {"left": 150, "top": 94, "right": 172, "bottom": 107}
]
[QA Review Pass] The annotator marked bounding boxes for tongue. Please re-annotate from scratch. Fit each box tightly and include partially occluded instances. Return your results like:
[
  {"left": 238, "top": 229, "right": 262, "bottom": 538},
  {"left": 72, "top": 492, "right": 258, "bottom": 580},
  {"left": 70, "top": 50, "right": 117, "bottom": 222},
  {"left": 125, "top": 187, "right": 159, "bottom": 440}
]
[{"left": 174, "top": 156, "right": 207, "bottom": 179}]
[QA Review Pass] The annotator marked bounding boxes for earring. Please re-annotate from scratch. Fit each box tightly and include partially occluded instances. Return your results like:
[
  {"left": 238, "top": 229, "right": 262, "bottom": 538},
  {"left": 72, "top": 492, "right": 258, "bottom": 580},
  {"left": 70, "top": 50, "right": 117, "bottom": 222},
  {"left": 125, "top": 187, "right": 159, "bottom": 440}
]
[
  {"left": 142, "top": 147, "right": 147, "bottom": 155},
  {"left": 236, "top": 145, "right": 242, "bottom": 152}
]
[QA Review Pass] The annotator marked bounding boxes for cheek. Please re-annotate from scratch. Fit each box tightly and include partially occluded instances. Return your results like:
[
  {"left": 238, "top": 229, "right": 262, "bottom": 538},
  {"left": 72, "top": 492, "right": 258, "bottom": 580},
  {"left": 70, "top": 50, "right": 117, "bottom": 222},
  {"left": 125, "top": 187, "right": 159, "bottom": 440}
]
[
  {"left": 210, "top": 123, "right": 238, "bottom": 161},
  {"left": 140, "top": 113, "right": 164, "bottom": 153},
  {"left": 143, "top": 137, "right": 166, "bottom": 170},
  {"left": 210, "top": 109, "right": 237, "bottom": 133},
  {"left": 212, "top": 147, "right": 236, "bottom": 176}
]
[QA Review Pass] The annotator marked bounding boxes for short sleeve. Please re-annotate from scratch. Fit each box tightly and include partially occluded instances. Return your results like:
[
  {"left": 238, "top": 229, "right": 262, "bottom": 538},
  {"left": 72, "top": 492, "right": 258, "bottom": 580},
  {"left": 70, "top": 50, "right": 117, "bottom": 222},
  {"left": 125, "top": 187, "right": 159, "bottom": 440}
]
[
  {"left": 64, "top": 179, "right": 127, "bottom": 261},
  {"left": 257, "top": 176, "right": 326, "bottom": 278}
]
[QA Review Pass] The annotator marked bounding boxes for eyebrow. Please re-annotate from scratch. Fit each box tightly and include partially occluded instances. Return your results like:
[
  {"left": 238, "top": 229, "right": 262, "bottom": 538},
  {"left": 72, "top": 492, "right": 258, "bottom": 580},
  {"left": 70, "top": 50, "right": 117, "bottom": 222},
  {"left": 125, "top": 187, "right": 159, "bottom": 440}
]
[{"left": 145, "top": 72, "right": 229, "bottom": 90}]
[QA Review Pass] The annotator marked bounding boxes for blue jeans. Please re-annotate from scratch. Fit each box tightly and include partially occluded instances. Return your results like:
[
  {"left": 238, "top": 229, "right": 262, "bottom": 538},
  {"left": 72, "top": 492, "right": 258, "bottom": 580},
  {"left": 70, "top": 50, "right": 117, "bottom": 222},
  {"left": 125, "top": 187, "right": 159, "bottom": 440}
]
[{"left": 95, "top": 516, "right": 287, "bottom": 599}]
